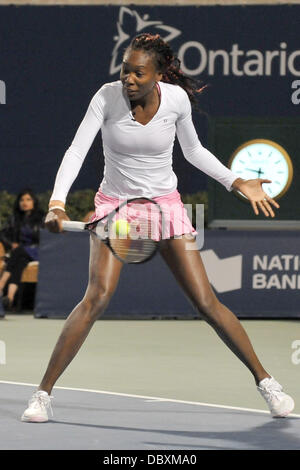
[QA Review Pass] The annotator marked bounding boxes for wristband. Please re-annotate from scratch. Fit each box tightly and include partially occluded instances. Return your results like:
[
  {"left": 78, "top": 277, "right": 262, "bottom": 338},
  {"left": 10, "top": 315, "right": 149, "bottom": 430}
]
[{"left": 49, "top": 206, "right": 66, "bottom": 212}]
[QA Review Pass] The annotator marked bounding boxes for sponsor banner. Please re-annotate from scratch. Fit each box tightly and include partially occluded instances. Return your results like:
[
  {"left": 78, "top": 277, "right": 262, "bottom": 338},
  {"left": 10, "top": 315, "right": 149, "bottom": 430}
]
[
  {"left": 200, "top": 230, "right": 300, "bottom": 317},
  {"left": 35, "top": 229, "right": 300, "bottom": 319},
  {"left": 1, "top": 4, "right": 300, "bottom": 195}
]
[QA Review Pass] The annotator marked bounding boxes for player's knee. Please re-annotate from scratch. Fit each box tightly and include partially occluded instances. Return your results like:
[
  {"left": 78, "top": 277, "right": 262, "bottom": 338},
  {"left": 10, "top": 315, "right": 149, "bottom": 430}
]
[
  {"left": 83, "top": 287, "right": 114, "bottom": 320},
  {"left": 196, "top": 295, "right": 220, "bottom": 326}
]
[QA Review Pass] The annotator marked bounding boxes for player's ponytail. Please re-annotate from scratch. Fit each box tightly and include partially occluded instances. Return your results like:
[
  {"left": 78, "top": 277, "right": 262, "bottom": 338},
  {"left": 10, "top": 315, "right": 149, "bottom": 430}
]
[{"left": 128, "top": 33, "right": 207, "bottom": 109}]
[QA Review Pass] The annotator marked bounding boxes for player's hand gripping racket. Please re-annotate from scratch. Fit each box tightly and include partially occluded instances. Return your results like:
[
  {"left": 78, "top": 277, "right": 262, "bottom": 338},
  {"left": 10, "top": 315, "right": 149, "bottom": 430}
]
[{"left": 62, "top": 197, "right": 163, "bottom": 264}]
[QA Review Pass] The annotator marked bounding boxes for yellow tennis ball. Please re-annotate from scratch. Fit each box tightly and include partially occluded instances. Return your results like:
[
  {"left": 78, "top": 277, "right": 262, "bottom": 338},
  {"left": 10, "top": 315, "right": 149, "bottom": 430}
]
[{"left": 112, "top": 219, "right": 130, "bottom": 237}]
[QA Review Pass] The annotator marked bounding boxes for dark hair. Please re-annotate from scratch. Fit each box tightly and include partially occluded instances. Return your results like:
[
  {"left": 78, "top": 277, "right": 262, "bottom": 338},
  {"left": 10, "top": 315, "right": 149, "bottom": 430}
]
[
  {"left": 127, "top": 33, "right": 207, "bottom": 109},
  {"left": 13, "top": 188, "right": 44, "bottom": 225},
  {"left": 14, "top": 188, "right": 39, "bottom": 213}
]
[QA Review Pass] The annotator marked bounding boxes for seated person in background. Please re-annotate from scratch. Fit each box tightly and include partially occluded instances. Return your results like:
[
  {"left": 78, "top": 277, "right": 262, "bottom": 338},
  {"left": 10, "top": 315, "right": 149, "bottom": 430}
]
[{"left": 0, "top": 188, "right": 45, "bottom": 311}]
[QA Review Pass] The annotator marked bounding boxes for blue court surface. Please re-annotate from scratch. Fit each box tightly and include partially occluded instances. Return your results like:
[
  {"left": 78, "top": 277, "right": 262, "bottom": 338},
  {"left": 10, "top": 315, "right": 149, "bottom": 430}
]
[{"left": 1, "top": 381, "right": 300, "bottom": 451}]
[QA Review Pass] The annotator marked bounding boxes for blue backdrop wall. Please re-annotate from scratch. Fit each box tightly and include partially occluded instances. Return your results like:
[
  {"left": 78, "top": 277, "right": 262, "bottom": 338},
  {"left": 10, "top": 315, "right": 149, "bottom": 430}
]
[
  {"left": 35, "top": 229, "right": 300, "bottom": 319},
  {"left": 1, "top": 4, "right": 300, "bottom": 197}
]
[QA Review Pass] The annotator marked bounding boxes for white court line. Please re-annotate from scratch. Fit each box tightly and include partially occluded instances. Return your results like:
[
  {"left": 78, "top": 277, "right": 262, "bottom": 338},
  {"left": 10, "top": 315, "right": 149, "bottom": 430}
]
[{"left": 1, "top": 379, "right": 300, "bottom": 418}]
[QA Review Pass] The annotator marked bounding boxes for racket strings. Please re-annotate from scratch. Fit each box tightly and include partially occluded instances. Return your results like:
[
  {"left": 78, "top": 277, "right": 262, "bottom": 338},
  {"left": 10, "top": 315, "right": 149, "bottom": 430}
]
[
  {"left": 108, "top": 201, "right": 161, "bottom": 263},
  {"left": 109, "top": 238, "right": 157, "bottom": 263}
]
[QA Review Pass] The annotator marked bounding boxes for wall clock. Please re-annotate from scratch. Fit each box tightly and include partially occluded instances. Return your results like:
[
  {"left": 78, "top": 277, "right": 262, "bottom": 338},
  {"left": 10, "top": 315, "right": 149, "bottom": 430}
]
[{"left": 228, "top": 139, "right": 293, "bottom": 199}]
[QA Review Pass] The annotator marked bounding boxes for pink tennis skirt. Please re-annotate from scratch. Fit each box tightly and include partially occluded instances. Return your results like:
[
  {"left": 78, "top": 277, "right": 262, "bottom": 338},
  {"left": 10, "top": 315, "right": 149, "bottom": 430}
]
[{"left": 90, "top": 189, "right": 196, "bottom": 240}]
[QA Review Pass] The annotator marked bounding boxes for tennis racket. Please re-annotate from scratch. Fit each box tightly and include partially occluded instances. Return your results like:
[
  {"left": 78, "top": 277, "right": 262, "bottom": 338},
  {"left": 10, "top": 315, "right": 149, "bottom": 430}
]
[{"left": 62, "top": 197, "right": 163, "bottom": 264}]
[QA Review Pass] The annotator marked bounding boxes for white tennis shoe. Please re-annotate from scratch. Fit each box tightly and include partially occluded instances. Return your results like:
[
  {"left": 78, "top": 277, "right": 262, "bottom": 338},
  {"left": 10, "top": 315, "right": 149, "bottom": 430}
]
[
  {"left": 257, "top": 376, "right": 294, "bottom": 418},
  {"left": 21, "top": 390, "right": 53, "bottom": 423}
]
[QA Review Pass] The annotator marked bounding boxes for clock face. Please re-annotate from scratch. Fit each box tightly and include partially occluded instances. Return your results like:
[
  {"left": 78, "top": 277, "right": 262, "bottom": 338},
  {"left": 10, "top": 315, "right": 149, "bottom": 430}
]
[{"left": 229, "top": 139, "right": 293, "bottom": 199}]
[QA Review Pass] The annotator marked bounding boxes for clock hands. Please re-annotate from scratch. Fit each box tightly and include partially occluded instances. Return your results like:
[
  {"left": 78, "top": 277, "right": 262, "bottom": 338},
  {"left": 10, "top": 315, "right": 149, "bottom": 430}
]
[{"left": 245, "top": 167, "right": 264, "bottom": 177}]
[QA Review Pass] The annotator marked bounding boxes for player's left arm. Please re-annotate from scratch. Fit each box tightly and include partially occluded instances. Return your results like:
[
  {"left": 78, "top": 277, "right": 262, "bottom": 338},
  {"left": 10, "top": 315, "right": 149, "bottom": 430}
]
[{"left": 175, "top": 89, "right": 279, "bottom": 217}]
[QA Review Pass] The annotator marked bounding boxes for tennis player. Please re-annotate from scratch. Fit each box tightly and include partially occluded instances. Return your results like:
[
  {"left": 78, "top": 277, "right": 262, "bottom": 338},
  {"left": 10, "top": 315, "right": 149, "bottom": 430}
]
[{"left": 22, "top": 33, "right": 294, "bottom": 422}]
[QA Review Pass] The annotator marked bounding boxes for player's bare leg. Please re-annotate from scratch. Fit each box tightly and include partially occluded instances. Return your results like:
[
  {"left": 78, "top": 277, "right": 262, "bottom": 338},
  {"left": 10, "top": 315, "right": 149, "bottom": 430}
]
[
  {"left": 39, "top": 234, "right": 123, "bottom": 395},
  {"left": 159, "top": 235, "right": 271, "bottom": 386}
]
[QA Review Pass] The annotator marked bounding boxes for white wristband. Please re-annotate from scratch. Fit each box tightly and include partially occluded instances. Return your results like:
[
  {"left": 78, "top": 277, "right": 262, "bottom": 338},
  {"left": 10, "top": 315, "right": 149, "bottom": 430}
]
[{"left": 49, "top": 206, "right": 66, "bottom": 212}]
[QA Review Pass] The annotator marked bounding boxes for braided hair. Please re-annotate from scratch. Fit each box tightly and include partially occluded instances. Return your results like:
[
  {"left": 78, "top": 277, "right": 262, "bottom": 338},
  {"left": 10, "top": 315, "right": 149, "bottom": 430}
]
[{"left": 127, "top": 33, "right": 207, "bottom": 109}]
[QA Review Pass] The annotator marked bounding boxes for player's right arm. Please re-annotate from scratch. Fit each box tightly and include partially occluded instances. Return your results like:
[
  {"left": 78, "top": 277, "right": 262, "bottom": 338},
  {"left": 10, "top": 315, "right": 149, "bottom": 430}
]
[
  {"left": 45, "top": 205, "right": 70, "bottom": 233},
  {"left": 45, "top": 87, "right": 106, "bottom": 233}
]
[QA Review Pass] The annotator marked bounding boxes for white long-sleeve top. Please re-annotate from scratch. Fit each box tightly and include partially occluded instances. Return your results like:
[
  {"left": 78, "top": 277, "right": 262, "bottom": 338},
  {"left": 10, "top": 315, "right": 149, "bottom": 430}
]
[{"left": 50, "top": 80, "right": 238, "bottom": 203}]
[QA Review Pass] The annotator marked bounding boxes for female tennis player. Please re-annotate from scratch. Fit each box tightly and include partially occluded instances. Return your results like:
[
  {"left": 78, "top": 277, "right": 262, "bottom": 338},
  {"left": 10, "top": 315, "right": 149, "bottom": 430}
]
[{"left": 22, "top": 33, "right": 294, "bottom": 422}]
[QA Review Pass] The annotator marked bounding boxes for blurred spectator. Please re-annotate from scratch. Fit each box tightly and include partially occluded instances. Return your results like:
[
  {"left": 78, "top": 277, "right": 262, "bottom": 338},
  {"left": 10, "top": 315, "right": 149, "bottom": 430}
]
[{"left": 0, "top": 188, "right": 45, "bottom": 311}]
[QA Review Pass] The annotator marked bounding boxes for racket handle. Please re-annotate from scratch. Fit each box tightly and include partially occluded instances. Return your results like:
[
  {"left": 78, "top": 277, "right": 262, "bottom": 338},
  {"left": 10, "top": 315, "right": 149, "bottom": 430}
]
[{"left": 62, "top": 221, "right": 86, "bottom": 232}]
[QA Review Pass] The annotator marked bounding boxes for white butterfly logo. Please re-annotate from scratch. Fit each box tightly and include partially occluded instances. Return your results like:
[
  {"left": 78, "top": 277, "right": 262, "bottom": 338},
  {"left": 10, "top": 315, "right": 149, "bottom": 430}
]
[{"left": 110, "top": 6, "right": 182, "bottom": 76}]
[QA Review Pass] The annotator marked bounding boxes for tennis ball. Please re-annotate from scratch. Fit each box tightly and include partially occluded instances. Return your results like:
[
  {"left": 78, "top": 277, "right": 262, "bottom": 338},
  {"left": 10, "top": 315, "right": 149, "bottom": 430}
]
[{"left": 112, "top": 219, "right": 130, "bottom": 237}]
